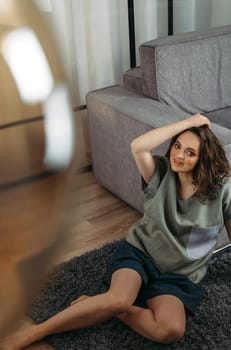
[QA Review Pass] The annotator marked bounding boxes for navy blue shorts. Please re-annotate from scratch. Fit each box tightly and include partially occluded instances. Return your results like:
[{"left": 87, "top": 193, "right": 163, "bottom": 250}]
[{"left": 109, "top": 240, "right": 205, "bottom": 315}]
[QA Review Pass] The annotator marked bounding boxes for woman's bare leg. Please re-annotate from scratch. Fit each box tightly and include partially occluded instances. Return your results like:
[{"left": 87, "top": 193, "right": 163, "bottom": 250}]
[
  {"left": 117, "top": 295, "right": 186, "bottom": 344},
  {"left": 1, "top": 268, "right": 142, "bottom": 350},
  {"left": 70, "top": 294, "right": 89, "bottom": 306},
  {"left": 72, "top": 294, "right": 186, "bottom": 344}
]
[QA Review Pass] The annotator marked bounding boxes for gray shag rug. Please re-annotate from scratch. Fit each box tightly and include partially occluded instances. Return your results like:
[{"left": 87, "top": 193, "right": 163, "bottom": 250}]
[{"left": 30, "top": 240, "right": 231, "bottom": 350}]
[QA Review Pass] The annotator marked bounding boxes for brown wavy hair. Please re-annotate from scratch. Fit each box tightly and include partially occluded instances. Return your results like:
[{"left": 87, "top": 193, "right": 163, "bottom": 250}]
[{"left": 166, "top": 126, "right": 231, "bottom": 201}]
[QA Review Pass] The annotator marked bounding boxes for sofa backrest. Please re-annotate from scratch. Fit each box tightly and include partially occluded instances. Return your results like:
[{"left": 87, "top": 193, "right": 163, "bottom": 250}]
[{"left": 140, "top": 25, "right": 231, "bottom": 114}]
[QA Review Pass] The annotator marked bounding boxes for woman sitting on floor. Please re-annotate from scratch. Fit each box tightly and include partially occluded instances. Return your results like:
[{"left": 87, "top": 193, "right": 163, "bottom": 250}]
[{"left": 2, "top": 113, "right": 231, "bottom": 349}]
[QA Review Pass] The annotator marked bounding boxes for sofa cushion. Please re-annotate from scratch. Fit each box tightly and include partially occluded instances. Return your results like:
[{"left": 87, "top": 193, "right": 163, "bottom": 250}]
[
  {"left": 140, "top": 25, "right": 231, "bottom": 115},
  {"left": 207, "top": 106, "right": 231, "bottom": 130}
]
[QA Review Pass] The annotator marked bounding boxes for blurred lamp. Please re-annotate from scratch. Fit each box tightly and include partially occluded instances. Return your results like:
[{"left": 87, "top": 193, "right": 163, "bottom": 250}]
[
  {"left": 0, "top": 0, "right": 78, "bottom": 337},
  {"left": 1, "top": 25, "right": 75, "bottom": 170},
  {"left": 2, "top": 27, "right": 54, "bottom": 104},
  {"left": 43, "top": 84, "right": 75, "bottom": 169}
]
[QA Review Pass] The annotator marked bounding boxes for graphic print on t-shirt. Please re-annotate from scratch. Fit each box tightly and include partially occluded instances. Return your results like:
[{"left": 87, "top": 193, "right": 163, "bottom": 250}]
[{"left": 186, "top": 225, "right": 220, "bottom": 259}]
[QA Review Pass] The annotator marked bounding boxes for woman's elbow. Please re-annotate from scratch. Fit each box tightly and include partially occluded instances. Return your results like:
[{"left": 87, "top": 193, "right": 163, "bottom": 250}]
[{"left": 130, "top": 139, "right": 139, "bottom": 154}]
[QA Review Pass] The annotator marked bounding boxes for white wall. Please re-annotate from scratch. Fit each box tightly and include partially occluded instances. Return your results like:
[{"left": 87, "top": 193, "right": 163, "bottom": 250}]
[
  {"left": 174, "top": 0, "right": 196, "bottom": 33},
  {"left": 174, "top": 0, "right": 231, "bottom": 34},
  {"left": 211, "top": 0, "right": 231, "bottom": 27}
]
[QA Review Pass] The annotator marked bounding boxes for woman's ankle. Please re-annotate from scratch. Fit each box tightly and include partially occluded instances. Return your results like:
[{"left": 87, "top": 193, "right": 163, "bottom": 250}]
[{"left": 1, "top": 323, "right": 39, "bottom": 350}]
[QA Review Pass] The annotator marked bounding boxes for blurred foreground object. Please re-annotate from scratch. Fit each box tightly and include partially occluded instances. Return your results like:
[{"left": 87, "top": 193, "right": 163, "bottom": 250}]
[{"left": 0, "top": 0, "right": 76, "bottom": 336}]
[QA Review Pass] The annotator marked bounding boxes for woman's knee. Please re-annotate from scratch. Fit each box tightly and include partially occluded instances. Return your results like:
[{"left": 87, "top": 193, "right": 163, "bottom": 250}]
[
  {"left": 155, "top": 321, "right": 185, "bottom": 344},
  {"left": 104, "top": 291, "right": 134, "bottom": 314}
]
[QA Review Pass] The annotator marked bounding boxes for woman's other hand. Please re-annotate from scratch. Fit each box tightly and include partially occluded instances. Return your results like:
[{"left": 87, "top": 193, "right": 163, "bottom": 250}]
[{"left": 186, "top": 113, "right": 211, "bottom": 129}]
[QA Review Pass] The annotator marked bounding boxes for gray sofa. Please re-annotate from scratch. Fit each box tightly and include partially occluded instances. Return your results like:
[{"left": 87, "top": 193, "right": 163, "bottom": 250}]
[{"left": 87, "top": 25, "right": 231, "bottom": 249}]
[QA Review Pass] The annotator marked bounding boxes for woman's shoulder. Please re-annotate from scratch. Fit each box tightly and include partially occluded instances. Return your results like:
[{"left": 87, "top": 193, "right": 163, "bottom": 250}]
[
  {"left": 222, "top": 174, "right": 231, "bottom": 192},
  {"left": 221, "top": 174, "right": 231, "bottom": 187},
  {"left": 220, "top": 175, "right": 231, "bottom": 221},
  {"left": 142, "top": 156, "right": 170, "bottom": 194}
]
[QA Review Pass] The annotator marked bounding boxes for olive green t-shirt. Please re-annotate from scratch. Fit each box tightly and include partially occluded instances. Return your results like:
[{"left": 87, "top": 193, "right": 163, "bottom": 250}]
[{"left": 126, "top": 156, "right": 231, "bottom": 283}]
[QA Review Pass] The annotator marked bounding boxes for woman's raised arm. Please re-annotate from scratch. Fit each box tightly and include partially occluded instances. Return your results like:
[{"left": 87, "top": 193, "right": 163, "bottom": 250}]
[{"left": 130, "top": 114, "right": 210, "bottom": 184}]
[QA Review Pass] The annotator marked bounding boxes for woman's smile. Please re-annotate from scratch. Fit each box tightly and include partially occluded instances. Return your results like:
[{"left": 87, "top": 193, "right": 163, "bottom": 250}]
[{"left": 173, "top": 158, "right": 184, "bottom": 166}]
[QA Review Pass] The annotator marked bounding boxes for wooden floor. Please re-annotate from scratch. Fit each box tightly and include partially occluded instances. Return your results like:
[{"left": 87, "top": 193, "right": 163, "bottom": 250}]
[{"left": 22, "top": 169, "right": 142, "bottom": 350}]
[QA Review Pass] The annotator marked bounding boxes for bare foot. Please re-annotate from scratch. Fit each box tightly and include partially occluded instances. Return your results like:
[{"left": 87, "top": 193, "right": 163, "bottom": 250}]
[
  {"left": 70, "top": 294, "right": 89, "bottom": 306},
  {"left": 0, "top": 322, "right": 37, "bottom": 350}
]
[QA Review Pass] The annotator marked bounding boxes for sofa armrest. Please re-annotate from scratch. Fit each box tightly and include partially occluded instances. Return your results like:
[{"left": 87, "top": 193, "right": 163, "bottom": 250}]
[
  {"left": 87, "top": 85, "right": 231, "bottom": 165},
  {"left": 90, "top": 85, "right": 231, "bottom": 162},
  {"left": 87, "top": 85, "right": 191, "bottom": 128}
]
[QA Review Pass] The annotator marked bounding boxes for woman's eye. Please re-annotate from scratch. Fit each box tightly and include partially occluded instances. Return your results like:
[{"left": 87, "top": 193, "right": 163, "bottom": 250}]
[
  {"left": 187, "top": 151, "right": 195, "bottom": 157},
  {"left": 174, "top": 143, "right": 180, "bottom": 149}
]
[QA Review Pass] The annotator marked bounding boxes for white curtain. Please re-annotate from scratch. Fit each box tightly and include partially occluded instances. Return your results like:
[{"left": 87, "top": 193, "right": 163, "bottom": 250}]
[
  {"left": 69, "top": 0, "right": 169, "bottom": 104},
  {"left": 70, "top": 0, "right": 170, "bottom": 104},
  {"left": 71, "top": 0, "right": 130, "bottom": 104},
  {"left": 38, "top": 0, "right": 231, "bottom": 106},
  {"left": 134, "top": 0, "right": 168, "bottom": 64}
]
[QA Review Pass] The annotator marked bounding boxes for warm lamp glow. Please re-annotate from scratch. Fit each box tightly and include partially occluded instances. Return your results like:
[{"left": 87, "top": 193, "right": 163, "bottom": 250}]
[
  {"left": 2, "top": 27, "right": 54, "bottom": 104},
  {"left": 43, "top": 84, "right": 75, "bottom": 170}
]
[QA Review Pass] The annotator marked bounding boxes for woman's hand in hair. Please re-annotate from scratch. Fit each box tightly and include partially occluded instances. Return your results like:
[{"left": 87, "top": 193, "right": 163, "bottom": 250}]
[{"left": 186, "top": 113, "right": 211, "bottom": 129}]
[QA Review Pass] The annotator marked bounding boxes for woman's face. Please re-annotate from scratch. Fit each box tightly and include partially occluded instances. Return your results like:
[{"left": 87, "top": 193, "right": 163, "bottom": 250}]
[{"left": 170, "top": 131, "right": 201, "bottom": 175}]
